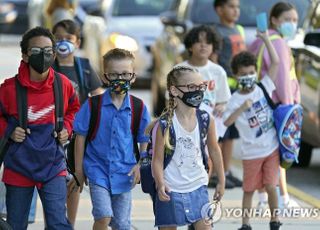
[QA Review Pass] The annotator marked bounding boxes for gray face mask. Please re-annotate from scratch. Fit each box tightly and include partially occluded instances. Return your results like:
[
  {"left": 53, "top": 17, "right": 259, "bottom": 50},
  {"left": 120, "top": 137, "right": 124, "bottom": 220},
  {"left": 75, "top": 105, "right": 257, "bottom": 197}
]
[{"left": 237, "top": 74, "right": 257, "bottom": 90}]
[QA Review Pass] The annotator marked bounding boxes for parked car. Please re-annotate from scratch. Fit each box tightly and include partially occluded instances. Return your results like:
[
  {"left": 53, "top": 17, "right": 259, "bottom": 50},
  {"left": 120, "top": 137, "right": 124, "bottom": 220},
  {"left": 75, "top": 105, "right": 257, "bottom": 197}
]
[
  {"left": 83, "top": 0, "right": 175, "bottom": 86},
  {"left": 151, "top": 0, "right": 313, "bottom": 117},
  {"left": 0, "top": 0, "right": 105, "bottom": 34}
]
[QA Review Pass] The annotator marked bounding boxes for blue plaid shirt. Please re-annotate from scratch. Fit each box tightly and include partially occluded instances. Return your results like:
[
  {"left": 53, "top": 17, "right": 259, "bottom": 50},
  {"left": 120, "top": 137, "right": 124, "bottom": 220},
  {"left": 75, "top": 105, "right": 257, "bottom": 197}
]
[{"left": 74, "top": 89, "right": 150, "bottom": 194}]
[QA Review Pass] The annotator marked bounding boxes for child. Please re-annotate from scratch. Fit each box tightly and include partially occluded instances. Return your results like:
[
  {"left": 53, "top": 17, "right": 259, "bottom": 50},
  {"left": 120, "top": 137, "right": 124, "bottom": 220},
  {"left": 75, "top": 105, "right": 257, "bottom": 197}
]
[
  {"left": 71, "top": 48, "right": 151, "bottom": 230},
  {"left": 152, "top": 66, "right": 225, "bottom": 229},
  {"left": 52, "top": 19, "right": 103, "bottom": 226},
  {"left": 223, "top": 31, "right": 281, "bottom": 230},
  {"left": 176, "top": 25, "right": 231, "bottom": 123},
  {"left": 249, "top": 2, "right": 300, "bottom": 209},
  {"left": 213, "top": 0, "right": 247, "bottom": 189}
]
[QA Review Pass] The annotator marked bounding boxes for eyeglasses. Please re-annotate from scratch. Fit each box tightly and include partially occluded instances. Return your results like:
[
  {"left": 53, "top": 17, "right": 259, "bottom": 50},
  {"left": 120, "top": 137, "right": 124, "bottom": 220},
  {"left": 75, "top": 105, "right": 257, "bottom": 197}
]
[
  {"left": 104, "top": 73, "right": 135, "bottom": 81},
  {"left": 28, "top": 47, "right": 54, "bottom": 55},
  {"left": 175, "top": 83, "right": 207, "bottom": 92}
]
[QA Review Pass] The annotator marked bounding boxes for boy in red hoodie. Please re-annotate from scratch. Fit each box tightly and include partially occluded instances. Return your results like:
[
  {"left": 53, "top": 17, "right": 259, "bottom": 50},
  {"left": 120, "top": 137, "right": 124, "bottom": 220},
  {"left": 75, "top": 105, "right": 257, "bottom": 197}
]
[{"left": 0, "top": 27, "right": 80, "bottom": 230}]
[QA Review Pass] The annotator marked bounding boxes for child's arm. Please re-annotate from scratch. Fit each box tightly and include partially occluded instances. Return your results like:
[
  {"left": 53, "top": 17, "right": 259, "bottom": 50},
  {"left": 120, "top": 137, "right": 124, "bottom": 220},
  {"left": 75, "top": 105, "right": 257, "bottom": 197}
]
[
  {"left": 258, "top": 31, "right": 280, "bottom": 82},
  {"left": 207, "top": 115, "right": 225, "bottom": 201},
  {"left": 151, "top": 126, "right": 170, "bottom": 202},
  {"left": 224, "top": 100, "right": 252, "bottom": 127}
]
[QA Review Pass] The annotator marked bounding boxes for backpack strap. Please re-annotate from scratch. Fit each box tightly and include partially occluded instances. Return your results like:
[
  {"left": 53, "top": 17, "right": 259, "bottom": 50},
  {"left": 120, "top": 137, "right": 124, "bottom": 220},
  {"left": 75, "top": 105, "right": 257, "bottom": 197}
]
[
  {"left": 74, "top": 57, "right": 86, "bottom": 90},
  {"left": 196, "top": 109, "right": 210, "bottom": 170},
  {"left": 15, "top": 76, "right": 27, "bottom": 130},
  {"left": 86, "top": 94, "right": 103, "bottom": 142},
  {"left": 257, "top": 82, "right": 278, "bottom": 110},
  {"left": 130, "top": 95, "right": 144, "bottom": 162},
  {"left": 53, "top": 72, "right": 64, "bottom": 133}
]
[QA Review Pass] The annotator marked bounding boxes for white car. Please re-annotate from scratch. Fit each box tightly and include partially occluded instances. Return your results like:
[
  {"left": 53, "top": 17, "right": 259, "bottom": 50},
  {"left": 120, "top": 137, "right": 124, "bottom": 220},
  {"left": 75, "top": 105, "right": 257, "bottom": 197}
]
[{"left": 83, "top": 0, "right": 175, "bottom": 86}]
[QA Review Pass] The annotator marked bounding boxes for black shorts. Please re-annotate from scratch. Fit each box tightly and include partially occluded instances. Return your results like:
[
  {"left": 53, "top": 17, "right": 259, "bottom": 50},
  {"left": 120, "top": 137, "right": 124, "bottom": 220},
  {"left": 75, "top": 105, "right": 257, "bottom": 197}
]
[{"left": 219, "top": 123, "right": 239, "bottom": 142}]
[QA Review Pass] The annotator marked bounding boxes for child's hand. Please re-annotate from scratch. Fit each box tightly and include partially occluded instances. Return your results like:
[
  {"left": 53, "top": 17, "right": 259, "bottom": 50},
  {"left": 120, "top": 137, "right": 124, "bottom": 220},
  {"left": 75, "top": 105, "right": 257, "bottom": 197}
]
[
  {"left": 53, "top": 128, "right": 69, "bottom": 145},
  {"left": 68, "top": 172, "right": 87, "bottom": 194},
  {"left": 157, "top": 184, "right": 171, "bottom": 202},
  {"left": 214, "top": 104, "right": 226, "bottom": 118},
  {"left": 213, "top": 182, "right": 225, "bottom": 201},
  {"left": 240, "top": 99, "right": 253, "bottom": 111},
  {"left": 256, "top": 30, "right": 269, "bottom": 41},
  {"left": 10, "top": 127, "right": 30, "bottom": 142},
  {"left": 128, "top": 164, "right": 141, "bottom": 187}
]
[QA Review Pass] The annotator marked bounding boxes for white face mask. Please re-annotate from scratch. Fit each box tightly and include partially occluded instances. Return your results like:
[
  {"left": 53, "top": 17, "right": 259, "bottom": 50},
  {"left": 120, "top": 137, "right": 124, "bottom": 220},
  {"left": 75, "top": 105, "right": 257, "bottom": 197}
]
[
  {"left": 237, "top": 74, "right": 257, "bottom": 90},
  {"left": 278, "top": 22, "right": 298, "bottom": 40}
]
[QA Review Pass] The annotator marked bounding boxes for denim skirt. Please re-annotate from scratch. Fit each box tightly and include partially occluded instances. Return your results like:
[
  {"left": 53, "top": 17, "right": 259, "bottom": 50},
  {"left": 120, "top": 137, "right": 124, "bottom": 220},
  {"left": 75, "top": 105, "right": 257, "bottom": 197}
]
[{"left": 155, "top": 185, "right": 209, "bottom": 227}]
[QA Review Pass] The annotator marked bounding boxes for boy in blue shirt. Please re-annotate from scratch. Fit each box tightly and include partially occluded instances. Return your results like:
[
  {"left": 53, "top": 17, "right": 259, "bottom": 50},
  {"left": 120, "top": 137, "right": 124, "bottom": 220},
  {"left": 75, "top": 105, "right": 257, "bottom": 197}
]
[{"left": 71, "top": 48, "right": 151, "bottom": 230}]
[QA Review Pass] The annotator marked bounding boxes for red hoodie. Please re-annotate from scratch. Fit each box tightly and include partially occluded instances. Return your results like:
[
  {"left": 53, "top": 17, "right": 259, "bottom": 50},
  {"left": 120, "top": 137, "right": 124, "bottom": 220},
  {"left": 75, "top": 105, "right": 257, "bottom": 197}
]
[{"left": 0, "top": 61, "right": 80, "bottom": 187}]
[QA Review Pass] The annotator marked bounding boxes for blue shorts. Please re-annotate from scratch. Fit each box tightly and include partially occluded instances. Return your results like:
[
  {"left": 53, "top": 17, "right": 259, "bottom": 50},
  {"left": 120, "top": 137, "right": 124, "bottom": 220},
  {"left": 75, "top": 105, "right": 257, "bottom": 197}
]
[
  {"left": 155, "top": 185, "right": 209, "bottom": 227},
  {"left": 89, "top": 183, "right": 131, "bottom": 230}
]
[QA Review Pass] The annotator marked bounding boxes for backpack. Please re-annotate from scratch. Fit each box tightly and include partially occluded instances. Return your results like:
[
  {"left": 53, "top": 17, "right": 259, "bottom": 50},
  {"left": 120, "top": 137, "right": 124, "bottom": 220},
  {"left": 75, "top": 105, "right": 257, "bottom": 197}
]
[
  {"left": 257, "top": 82, "right": 303, "bottom": 169},
  {"left": 140, "top": 109, "right": 210, "bottom": 196},
  {"left": 0, "top": 72, "right": 63, "bottom": 166},
  {"left": 85, "top": 93, "right": 144, "bottom": 161}
]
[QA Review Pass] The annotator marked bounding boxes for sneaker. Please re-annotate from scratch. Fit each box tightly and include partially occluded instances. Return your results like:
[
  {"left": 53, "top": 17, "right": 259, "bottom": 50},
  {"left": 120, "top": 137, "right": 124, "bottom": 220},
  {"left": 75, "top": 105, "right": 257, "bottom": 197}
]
[
  {"left": 208, "top": 176, "right": 219, "bottom": 188},
  {"left": 238, "top": 224, "right": 252, "bottom": 230},
  {"left": 226, "top": 171, "right": 243, "bottom": 187},
  {"left": 270, "top": 221, "right": 282, "bottom": 230},
  {"left": 225, "top": 176, "right": 236, "bottom": 189},
  {"left": 283, "top": 199, "right": 300, "bottom": 208}
]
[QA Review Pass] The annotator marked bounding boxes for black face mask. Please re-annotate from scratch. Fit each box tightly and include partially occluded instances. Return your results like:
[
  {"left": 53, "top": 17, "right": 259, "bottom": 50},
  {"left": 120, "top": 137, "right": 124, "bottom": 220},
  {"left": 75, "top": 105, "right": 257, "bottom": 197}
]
[
  {"left": 177, "top": 89, "right": 204, "bottom": 108},
  {"left": 28, "top": 52, "right": 54, "bottom": 74}
]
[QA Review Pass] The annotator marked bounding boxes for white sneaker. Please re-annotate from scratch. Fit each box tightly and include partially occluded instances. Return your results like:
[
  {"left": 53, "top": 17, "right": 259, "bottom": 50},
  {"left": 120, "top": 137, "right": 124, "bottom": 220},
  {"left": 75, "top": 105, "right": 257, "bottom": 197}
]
[
  {"left": 256, "top": 201, "right": 268, "bottom": 210},
  {"left": 283, "top": 199, "right": 300, "bottom": 208}
]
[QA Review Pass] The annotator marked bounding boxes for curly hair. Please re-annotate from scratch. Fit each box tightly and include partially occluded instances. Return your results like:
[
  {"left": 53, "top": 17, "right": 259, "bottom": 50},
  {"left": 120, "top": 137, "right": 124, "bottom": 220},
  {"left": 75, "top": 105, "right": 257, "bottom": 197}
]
[
  {"left": 20, "top": 27, "right": 56, "bottom": 54},
  {"left": 184, "top": 25, "right": 220, "bottom": 56},
  {"left": 231, "top": 51, "right": 257, "bottom": 75}
]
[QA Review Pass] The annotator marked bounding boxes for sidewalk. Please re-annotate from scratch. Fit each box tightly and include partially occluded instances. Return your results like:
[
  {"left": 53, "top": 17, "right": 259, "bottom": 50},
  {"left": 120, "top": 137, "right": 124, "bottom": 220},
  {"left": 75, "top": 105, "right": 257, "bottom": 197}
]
[{"left": 29, "top": 163, "right": 320, "bottom": 230}]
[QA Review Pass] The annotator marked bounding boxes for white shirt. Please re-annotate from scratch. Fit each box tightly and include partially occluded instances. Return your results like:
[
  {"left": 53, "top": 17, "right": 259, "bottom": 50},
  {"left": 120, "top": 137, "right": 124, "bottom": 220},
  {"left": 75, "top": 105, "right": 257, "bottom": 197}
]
[
  {"left": 176, "top": 61, "right": 231, "bottom": 107},
  {"left": 164, "top": 113, "right": 208, "bottom": 193},
  {"left": 223, "top": 76, "right": 279, "bottom": 160}
]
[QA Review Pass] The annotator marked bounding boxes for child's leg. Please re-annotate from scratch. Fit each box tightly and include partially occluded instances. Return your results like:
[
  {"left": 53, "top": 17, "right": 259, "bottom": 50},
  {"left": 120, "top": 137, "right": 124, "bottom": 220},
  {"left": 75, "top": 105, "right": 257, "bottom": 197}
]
[
  {"left": 159, "top": 227, "right": 177, "bottom": 230},
  {"left": 265, "top": 184, "right": 279, "bottom": 222},
  {"left": 242, "top": 191, "right": 254, "bottom": 225},
  {"left": 67, "top": 189, "right": 80, "bottom": 226},
  {"left": 94, "top": 218, "right": 111, "bottom": 230}
]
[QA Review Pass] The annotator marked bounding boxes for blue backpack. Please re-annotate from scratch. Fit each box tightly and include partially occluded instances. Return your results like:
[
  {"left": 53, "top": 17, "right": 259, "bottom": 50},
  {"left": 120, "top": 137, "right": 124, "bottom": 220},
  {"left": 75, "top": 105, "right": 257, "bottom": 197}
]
[
  {"left": 140, "top": 109, "right": 210, "bottom": 196},
  {"left": 257, "top": 83, "right": 303, "bottom": 169}
]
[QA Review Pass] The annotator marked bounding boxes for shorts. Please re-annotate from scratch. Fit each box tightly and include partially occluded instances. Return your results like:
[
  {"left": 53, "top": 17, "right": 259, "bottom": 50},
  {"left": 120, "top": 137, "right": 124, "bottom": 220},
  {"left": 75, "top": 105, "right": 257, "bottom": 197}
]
[
  {"left": 155, "top": 185, "right": 209, "bottom": 227},
  {"left": 89, "top": 183, "right": 132, "bottom": 230},
  {"left": 242, "top": 149, "right": 280, "bottom": 192},
  {"left": 219, "top": 123, "right": 239, "bottom": 141}
]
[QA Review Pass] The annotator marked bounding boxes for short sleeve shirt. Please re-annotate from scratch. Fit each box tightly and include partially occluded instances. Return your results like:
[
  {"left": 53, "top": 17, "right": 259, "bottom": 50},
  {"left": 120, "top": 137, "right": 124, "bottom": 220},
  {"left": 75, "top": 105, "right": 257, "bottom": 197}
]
[{"left": 223, "top": 76, "right": 279, "bottom": 159}]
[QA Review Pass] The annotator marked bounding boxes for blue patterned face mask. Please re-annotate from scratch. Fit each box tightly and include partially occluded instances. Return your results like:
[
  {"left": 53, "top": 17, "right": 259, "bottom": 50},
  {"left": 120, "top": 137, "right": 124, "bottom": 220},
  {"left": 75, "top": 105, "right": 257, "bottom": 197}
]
[
  {"left": 56, "top": 40, "right": 75, "bottom": 58},
  {"left": 237, "top": 74, "right": 257, "bottom": 90},
  {"left": 278, "top": 22, "right": 297, "bottom": 40},
  {"left": 109, "top": 79, "right": 131, "bottom": 94}
]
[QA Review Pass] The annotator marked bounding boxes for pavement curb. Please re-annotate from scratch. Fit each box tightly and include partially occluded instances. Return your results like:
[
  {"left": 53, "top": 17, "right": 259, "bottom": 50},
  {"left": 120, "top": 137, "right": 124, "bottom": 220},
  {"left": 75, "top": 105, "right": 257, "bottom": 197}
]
[{"left": 287, "top": 184, "right": 320, "bottom": 209}]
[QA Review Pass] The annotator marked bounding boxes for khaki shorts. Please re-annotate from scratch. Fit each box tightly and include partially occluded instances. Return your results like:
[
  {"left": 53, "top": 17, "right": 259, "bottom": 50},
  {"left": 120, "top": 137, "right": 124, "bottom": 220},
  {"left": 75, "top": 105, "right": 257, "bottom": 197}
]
[{"left": 242, "top": 149, "right": 280, "bottom": 192}]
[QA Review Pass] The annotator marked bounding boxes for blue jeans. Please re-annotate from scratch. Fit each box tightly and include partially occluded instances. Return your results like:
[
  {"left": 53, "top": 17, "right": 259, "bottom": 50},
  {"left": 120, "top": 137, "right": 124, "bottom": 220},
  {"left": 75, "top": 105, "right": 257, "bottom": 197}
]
[
  {"left": 89, "top": 183, "right": 132, "bottom": 230},
  {"left": 6, "top": 176, "right": 72, "bottom": 230}
]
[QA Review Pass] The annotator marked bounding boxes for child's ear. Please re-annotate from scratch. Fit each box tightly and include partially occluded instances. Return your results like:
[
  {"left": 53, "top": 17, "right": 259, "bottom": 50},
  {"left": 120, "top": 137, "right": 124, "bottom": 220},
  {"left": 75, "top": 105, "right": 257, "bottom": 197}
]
[
  {"left": 75, "top": 38, "right": 81, "bottom": 49},
  {"left": 170, "top": 85, "right": 179, "bottom": 97},
  {"left": 22, "top": 53, "right": 28, "bottom": 63},
  {"left": 130, "top": 73, "right": 137, "bottom": 84}
]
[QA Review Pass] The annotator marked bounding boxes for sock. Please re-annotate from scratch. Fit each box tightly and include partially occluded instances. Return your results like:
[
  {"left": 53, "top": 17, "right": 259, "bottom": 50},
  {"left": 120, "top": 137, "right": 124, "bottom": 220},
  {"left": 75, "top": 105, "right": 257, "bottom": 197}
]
[
  {"left": 258, "top": 192, "right": 268, "bottom": 203},
  {"left": 281, "top": 194, "right": 290, "bottom": 205}
]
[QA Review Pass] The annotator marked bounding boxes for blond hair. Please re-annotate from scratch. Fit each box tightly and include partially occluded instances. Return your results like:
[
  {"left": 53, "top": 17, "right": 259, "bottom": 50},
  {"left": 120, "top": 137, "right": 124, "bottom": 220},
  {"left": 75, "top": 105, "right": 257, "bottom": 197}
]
[
  {"left": 159, "top": 66, "right": 198, "bottom": 150},
  {"left": 47, "top": 0, "right": 76, "bottom": 15}
]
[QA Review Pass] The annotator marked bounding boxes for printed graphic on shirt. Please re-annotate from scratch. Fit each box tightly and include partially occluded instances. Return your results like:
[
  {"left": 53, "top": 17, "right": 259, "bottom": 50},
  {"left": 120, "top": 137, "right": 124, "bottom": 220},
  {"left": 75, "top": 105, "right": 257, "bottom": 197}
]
[
  {"left": 244, "top": 97, "right": 274, "bottom": 137},
  {"left": 229, "top": 34, "right": 246, "bottom": 57},
  {"left": 28, "top": 105, "right": 55, "bottom": 122},
  {"left": 175, "top": 136, "right": 201, "bottom": 168}
]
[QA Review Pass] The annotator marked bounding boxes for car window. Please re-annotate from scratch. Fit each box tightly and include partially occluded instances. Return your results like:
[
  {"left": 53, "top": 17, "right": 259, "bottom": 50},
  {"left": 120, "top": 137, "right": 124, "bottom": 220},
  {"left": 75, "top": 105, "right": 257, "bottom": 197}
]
[
  {"left": 191, "top": 0, "right": 310, "bottom": 27},
  {"left": 112, "top": 0, "right": 175, "bottom": 16}
]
